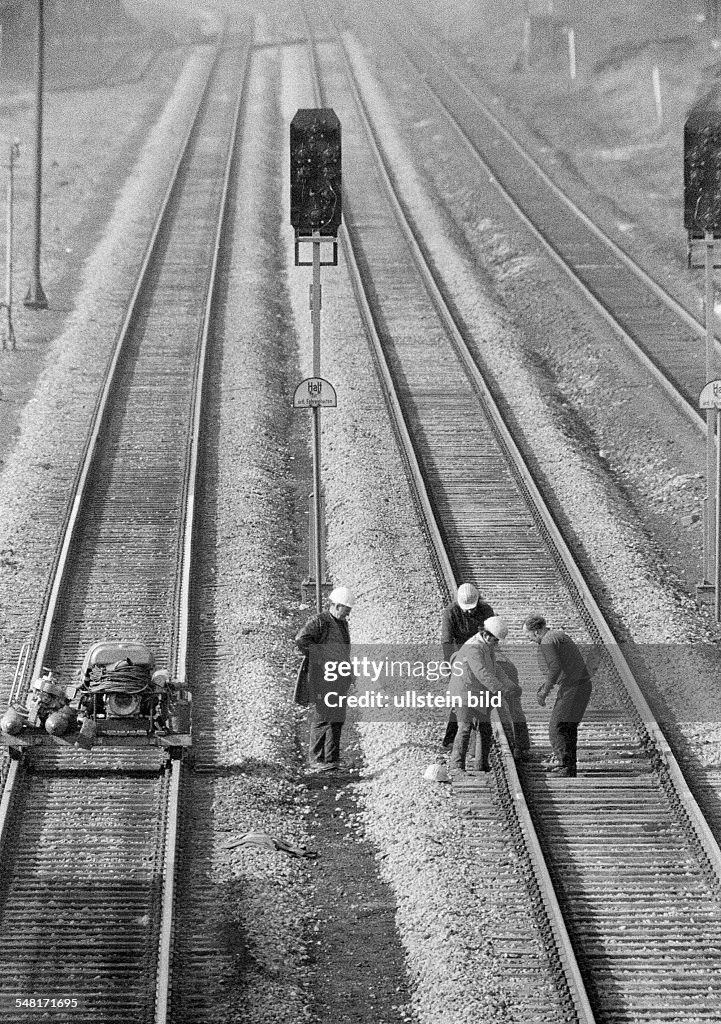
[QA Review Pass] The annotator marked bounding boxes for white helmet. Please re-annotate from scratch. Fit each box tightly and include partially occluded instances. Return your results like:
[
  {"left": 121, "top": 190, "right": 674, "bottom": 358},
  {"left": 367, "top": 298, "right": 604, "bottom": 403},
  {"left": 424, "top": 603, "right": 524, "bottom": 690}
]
[
  {"left": 457, "top": 583, "right": 479, "bottom": 610},
  {"left": 483, "top": 616, "right": 508, "bottom": 641},
  {"left": 423, "top": 762, "right": 451, "bottom": 783},
  {"left": 329, "top": 586, "right": 355, "bottom": 608}
]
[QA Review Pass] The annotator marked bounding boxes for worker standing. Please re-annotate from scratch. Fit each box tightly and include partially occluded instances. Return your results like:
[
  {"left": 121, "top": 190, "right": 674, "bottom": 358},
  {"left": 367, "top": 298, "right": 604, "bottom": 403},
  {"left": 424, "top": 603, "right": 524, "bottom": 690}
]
[
  {"left": 440, "top": 583, "right": 494, "bottom": 748},
  {"left": 295, "top": 587, "right": 355, "bottom": 772},
  {"left": 523, "top": 613, "right": 592, "bottom": 778},
  {"left": 449, "top": 616, "right": 515, "bottom": 775}
]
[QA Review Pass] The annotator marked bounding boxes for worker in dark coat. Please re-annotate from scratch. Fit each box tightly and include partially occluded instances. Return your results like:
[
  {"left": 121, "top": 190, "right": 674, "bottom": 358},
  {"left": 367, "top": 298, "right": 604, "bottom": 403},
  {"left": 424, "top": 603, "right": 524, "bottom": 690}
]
[
  {"left": 449, "top": 617, "right": 516, "bottom": 774},
  {"left": 440, "top": 583, "right": 494, "bottom": 748},
  {"left": 295, "top": 587, "right": 355, "bottom": 772},
  {"left": 523, "top": 613, "right": 592, "bottom": 778}
]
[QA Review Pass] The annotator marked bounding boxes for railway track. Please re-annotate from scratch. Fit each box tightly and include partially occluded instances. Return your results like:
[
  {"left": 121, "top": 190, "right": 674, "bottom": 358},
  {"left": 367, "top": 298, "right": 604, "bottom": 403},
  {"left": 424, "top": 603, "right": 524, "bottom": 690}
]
[
  {"left": 303, "top": 5, "right": 721, "bottom": 1020},
  {"left": 352, "top": 5, "right": 717, "bottom": 434},
  {"left": 0, "top": 32, "right": 250, "bottom": 1023}
]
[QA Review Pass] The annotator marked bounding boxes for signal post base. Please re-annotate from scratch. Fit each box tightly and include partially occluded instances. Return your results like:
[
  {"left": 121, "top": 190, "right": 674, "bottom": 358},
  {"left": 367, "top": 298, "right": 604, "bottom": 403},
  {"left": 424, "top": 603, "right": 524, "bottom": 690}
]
[
  {"left": 696, "top": 582, "right": 716, "bottom": 606},
  {"left": 23, "top": 279, "right": 48, "bottom": 309},
  {"left": 301, "top": 579, "right": 333, "bottom": 606},
  {"left": 0, "top": 302, "right": 15, "bottom": 350}
]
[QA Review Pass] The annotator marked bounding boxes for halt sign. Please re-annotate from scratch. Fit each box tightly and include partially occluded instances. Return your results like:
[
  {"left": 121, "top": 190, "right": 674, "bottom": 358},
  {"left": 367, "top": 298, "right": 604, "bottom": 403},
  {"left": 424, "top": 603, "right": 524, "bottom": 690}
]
[
  {"left": 293, "top": 377, "right": 337, "bottom": 408},
  {"left": 700, "top": 380, "right": 721, "bottom": 409}
]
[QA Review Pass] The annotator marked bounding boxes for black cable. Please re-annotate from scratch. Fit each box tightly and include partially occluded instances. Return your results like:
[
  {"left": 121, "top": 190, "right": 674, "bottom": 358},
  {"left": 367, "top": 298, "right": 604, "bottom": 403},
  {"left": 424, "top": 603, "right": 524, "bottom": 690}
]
[{"left": 85, "top": 659, "right": 152, "bottom": 695}]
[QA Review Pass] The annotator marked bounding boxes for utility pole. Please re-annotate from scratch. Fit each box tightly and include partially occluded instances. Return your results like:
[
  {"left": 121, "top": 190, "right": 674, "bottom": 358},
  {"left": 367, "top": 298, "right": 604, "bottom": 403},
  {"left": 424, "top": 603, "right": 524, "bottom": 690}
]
[
  {"left": 1, "top": 141, "right": 20, "bottom": 350},
  {"left": 24, "top": 0, "right": 48, "bottom": 310}
]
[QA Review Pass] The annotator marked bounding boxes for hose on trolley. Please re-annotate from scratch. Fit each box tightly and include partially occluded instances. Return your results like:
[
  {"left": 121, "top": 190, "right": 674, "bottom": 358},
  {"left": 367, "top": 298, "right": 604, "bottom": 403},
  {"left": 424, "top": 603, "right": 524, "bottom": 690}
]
[{"left": 85, "top": 659, "right": 152, "bottom": 694}]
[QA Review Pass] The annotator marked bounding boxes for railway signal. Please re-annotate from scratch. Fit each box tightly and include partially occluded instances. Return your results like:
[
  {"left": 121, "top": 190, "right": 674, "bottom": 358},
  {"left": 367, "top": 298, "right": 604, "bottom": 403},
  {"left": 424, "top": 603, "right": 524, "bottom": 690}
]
[
  {"left": 290, "top": 108, "right": 342, "bottom": 237},
  {"left": 290, "top": 109, "right": 342, "bottom": 611},
  {"left": 684, "top": 111, "right": 721, "bottom": 236},
  {"left": 684, "top": 108, "right": 721, "bottom": 601}
]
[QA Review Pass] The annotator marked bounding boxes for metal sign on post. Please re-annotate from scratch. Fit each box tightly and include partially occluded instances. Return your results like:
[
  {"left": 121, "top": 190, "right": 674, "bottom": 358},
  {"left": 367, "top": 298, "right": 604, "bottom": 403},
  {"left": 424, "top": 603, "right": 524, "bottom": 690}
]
[
  {"left": 292, "top": 377, "right": 338, "bottom": 408},
  {"left": 700, "top": 380, "right": 721, "bottom": 621},
  {"left": 290, "top": 109, "right": 342, "bottom": 612}
]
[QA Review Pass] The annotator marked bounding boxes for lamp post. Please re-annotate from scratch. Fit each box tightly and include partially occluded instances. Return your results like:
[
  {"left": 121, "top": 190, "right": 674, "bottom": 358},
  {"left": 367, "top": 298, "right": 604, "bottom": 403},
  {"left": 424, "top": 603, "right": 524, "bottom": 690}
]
[{"left": 24, "top": 0, "right": 48, "bottom": 310}]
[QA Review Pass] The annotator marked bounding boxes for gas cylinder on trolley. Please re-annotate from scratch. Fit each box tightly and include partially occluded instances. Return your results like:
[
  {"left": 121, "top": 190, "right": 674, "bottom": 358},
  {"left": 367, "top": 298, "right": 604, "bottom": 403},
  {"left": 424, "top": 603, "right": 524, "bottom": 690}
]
[{"left": 25, "top": 670, "right": 77, "bottom": 733}]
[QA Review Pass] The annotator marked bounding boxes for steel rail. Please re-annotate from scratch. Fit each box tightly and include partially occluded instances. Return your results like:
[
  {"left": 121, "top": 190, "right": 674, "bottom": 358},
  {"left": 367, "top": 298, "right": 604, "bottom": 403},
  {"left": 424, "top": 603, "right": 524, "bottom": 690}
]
[
  {"left": 154, "top": 758, "right": 182, "bottom": 1024},
  {"left": 490, "top": 722, "right": 595, "bottom": 1023},
  {"left": 0, "top": 42, "right": 222, "bottom": 857},
  {"left": 171, "top": 23, "right": 252, "bottom": 687},
  {"left": 0, "top": 22, "right": 218, "bottom": 932},
  {"left": 302, "top": 9, "right": 595, "bottom": 1022},
  {"left": 423, "top": 85, "right": 703, "bottom": 432},
  {"left": 373, "top": 12, "right": 714, "bottom": 434},
  {"left": 330, "top": 0, "right": 721, "bottom": 891},
  {"left": 0, "top": 27, "right": 247, "bottom": 1024},
  {"left": 304, "top": 4, "right": 455, "bottom": 593},
  {"left": 306, "top": 4, "right": 721, "bottom": 1018},
  {"left": 26, "top": 45, "right": 224, "bottom": 690},
  {"left": 344, "top": 18, "right": 721, "bottom": 887},
  {"left": 155, "top": 24, "right": 251, "bottom": 1023},
  {"left": 411, "top": 28, "right": 710, "bottom": 342}
]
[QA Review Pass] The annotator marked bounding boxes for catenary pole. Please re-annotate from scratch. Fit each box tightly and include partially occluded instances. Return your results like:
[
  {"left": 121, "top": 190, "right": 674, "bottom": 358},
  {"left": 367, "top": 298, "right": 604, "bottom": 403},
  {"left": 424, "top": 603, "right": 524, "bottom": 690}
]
[
  {"left": 2, "top": 141, "right": 19, "bottom": 349},
  {"left": 24, "top": 0, "right": 48, "bottom": 309}
]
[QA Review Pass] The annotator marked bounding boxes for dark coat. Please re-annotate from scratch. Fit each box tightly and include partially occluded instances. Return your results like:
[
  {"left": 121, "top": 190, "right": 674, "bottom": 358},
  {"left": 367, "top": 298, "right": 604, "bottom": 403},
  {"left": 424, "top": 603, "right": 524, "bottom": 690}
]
[
  {"left": 440, "top": 599, "right": 495, "bottom": 661},
  {"left": 536, "top": 629, "right": 591, "bottom": 700},
  {"left": 295, "top": 611, "right": 352, "bottom": 720}
]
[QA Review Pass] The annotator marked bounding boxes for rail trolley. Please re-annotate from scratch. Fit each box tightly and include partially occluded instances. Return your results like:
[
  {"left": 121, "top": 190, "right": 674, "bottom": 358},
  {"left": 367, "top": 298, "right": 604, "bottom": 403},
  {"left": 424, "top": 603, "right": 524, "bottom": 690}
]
[{"left": 0, "top": 640, "right": 192, "bottom": 754}]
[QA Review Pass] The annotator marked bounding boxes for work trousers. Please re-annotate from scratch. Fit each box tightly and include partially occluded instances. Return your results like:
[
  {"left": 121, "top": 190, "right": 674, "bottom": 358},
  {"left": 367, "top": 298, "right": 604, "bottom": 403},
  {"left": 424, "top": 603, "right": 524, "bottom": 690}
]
[
  {"left": 505, "top": 687, "right": 530, "bottom": 752},
  {"left": 450, "top": 709, "right": 492, "bottom": 771},
  {"left": 442, "top": 709, "right": 458, "bottom": 747},
  {"left": 548, "top": 680, "right": 592, "bottom": 769},
  {"left": 309, "top": 714, "right": 343, "bottom": 764}
]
